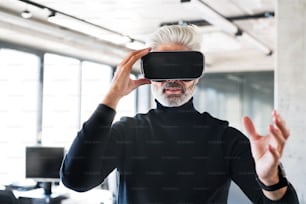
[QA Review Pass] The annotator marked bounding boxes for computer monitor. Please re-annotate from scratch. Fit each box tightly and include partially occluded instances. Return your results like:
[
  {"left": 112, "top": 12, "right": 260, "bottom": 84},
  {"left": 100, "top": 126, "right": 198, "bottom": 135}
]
[{"left": 25, "top": 146, "right": 65, "bottom": 195}]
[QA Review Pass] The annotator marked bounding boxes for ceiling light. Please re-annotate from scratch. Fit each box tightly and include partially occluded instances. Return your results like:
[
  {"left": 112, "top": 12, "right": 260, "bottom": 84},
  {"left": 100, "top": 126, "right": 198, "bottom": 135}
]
[
  {"left": 125, "top": 40, "right": 146, "bottom": 50},
  {"left": 21, "top": 10, "right": 32, "bottom": 19},
  {"left": 242, "top": 33, "right": 272, "bottom": 55},
  {"left": 182, "top": 0, "right": 272, "bottom": 55},
  {"left": 201, "top": 32, "right": 242, "bottom": 52},
  {"left": 181, "top": 0, "right": 239, "bottom": 35},
  {"left": 17, "top": 0, "right": 142, "bottom": 48},
  {"left": 48, "top": 13, "right": 131, "bottom": 45}
]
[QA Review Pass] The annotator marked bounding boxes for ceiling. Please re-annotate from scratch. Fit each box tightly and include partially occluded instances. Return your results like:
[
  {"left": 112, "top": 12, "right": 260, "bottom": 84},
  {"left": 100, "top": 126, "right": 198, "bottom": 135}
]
[{"left": 0, "top": 0, "right": 275, "bottom": 72}]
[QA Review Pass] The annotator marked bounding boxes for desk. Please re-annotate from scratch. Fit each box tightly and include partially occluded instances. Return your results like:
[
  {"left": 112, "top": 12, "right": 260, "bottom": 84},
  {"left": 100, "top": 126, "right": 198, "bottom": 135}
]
[
  {"left": 61, "top": 188, "right": 113, "bottom": 204},
  {"left": 12, "top": 186, "right": 113, "bottom": 204},
  {"left": 14, "top": 188, "right": 68, "bottom": 204}
]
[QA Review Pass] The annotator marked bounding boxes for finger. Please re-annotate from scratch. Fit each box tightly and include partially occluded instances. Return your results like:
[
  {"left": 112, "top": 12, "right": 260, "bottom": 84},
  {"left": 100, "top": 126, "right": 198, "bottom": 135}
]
[
  {"left": 132, "top": 78, "right": 151, "bottom": 88},
  {"left": 119, "top": 47, "right": 151, "bottom": 67},
  {"left": 120, "top": 48, "right": 151, "bottom": 71},
  {"left": 272, "top": 110, "right": 290, "bottom": 139},
  {"left": 242, "top": 116, "right": 261, "bottom": 141},
  {"left": 268, "top": 144, "right": 281, "bottom": 163},
  {"left": 269, "top": 124, "right": 286, "bottom": 154},
  {"left": 113, "top": 48, "right": 151, "bottom": 82}
]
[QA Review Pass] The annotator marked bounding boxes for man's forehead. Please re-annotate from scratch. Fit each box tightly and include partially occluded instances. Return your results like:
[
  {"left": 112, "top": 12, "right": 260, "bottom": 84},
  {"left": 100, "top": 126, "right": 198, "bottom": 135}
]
[{"left": 155, "top": 44, "right": 190, "bottom": 51}]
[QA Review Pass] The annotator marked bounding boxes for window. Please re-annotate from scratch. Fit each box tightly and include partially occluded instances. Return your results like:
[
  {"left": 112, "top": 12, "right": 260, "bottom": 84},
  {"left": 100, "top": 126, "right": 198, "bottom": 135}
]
[
  {"left": 115, "top": 74, "right": 137, "bottom": 121},
  {"left": 0, "top": 49, "right": 40, "bottom": 183},
  {"left": 80, "top": 61, "right": 112, "bottom": 122},
  {"left": 0, "top": 46, "right": 135, "bottom": 191},
  {"left": 194, "top": 72, "right": 274, "bottom": 133},
  {"left": 194, "top": 72, "right": 274, "bottom": 204},
  {"left": 42, "top": 53, "right": 80, "bottom": 148}
]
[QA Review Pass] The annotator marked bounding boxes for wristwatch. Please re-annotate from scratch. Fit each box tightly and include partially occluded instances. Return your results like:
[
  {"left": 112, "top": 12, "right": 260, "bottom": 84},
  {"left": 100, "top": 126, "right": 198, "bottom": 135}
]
[{"left": 256, "top": 163, "right": 289, "bottom": 191}]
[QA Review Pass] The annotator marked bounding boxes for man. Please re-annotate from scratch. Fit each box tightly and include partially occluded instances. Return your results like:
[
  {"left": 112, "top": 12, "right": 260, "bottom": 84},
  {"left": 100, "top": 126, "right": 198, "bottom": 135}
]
[{"left": 61, "top": 25, "right": 299, "bottom": 203}]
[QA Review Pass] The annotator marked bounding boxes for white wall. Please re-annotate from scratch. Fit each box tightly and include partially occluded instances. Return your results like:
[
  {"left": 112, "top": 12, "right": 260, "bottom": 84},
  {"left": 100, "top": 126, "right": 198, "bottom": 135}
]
[{"left": 276, "top": 0, "right": 306, "bottom": 203}]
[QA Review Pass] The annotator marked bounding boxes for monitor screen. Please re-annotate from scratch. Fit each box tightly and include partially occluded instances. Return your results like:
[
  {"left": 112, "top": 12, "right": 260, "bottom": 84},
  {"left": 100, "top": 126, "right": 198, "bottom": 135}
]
[{"left": 25, "top": 146, "right": 65, "bottom": 182}]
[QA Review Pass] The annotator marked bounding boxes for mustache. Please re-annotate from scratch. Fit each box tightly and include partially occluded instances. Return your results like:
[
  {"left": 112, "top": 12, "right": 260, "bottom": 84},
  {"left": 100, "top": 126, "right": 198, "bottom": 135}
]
[{"left": 162, "top": 82, "right": 185, "bottom": 91}]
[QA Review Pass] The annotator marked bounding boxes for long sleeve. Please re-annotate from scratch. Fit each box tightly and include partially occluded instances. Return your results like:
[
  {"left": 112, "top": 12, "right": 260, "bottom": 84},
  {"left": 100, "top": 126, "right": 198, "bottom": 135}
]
[
  {"left": 223, "top": 127, "right": 299, "bottom": 203},
  {"left": 60, "top": 100, "right": 300, "bottom": 203},
  {"left": 61, "top": 104, "right": 120, "bottom": 192}
]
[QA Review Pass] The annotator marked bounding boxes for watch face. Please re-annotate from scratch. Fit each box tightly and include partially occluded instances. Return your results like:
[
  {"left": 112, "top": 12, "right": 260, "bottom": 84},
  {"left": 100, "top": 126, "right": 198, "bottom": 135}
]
[{"left": 141, "top": 51, "right": 205, "bottom": 81}]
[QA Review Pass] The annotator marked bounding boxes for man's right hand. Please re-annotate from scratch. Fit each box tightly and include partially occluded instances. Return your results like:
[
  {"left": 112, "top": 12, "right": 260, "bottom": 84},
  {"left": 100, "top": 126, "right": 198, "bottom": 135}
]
[{"left": 102, "top": 48, "right": 152, "bottom": 110}]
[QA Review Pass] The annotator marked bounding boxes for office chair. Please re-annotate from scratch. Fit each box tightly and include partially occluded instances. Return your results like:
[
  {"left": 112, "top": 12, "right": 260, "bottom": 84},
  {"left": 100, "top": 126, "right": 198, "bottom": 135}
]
[{"left": 0, "top": 189, "right": 18, "bottom": 204}]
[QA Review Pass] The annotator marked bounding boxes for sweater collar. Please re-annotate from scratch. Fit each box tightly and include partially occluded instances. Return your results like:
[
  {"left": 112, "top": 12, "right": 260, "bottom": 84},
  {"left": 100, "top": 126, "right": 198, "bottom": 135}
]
[{"left": 155, "top": 97, "right": 196, "bottom": 112}]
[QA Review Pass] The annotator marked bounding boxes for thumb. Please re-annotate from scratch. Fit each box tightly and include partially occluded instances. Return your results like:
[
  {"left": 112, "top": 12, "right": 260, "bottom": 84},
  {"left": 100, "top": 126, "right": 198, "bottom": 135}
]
[{"left": 133, "top": 78, "right": 151, "bottom": 87}]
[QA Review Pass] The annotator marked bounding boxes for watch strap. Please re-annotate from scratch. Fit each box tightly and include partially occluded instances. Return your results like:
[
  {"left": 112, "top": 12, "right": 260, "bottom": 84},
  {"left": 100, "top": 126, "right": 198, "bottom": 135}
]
[{"left": 256, "top": 163, "right": 289, "bottom": 191}]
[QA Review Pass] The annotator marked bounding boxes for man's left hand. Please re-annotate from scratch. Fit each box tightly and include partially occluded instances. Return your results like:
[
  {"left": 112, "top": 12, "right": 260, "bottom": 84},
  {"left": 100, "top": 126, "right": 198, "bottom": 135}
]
[{"left": 242, "top": 110, "right": 290, "bottom": 186}]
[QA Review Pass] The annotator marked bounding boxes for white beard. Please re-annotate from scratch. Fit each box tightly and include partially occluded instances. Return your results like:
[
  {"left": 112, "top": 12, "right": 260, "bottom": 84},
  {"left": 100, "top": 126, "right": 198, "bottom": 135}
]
[{"left": 151, "top": 81, "right": 196, "bottom": 107}]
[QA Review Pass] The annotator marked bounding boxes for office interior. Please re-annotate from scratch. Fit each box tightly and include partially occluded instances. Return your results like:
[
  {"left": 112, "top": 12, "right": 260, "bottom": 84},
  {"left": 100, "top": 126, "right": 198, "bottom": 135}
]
[{"left": 0, "top": 0, "right": 305, "bottom": 204}]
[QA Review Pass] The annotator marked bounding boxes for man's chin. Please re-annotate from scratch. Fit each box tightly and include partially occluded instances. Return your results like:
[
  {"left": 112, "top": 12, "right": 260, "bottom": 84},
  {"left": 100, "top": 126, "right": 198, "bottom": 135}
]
[
  {"left": 162, "top": 95, "right": 185, "bottom": 107},
  {"left": 165, "top": 93, "right": 182, "bottom": 98},
  {"left": 153, "top": 89, "right": 190, "bottom": 107}
]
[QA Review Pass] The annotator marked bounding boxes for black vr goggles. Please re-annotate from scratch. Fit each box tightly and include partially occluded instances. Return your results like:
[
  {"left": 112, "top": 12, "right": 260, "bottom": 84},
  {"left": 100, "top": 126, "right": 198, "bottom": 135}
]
[{"left": 141, "top": 51, "right": 205, "bottom": 81}]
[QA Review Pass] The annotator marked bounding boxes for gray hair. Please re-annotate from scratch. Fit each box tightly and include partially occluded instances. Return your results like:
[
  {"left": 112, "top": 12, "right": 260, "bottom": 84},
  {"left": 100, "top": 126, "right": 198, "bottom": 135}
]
[{"left": 146, "top": 25, "right": 202, "bottom": 51}]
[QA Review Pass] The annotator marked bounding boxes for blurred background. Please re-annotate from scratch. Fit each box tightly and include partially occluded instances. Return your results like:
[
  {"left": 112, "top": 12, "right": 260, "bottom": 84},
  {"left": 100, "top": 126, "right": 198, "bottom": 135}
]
[{"left": 0, "top": 0, "right": 305, "bottom": 203}]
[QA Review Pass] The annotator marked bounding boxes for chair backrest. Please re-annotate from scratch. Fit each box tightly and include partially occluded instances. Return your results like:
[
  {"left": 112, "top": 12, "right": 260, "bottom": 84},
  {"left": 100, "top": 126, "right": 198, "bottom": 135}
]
[{"left": 0, "top": 190, "right": 18, "bottom": 204}]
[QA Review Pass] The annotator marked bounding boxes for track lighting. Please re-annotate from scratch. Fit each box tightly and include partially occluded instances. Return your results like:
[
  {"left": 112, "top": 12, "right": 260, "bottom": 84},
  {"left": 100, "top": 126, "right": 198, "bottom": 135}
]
[
  {"left": 126, "top": 40, "right": 146, "bottom": 50},
  {"left": 181, "top": 0, "right": 239, "bottom": 35},
  {"left": 17, "top": 0, "right": 144, "bottom": 49},
  {"left": 21, "top": 9, "right": 32, "bottom": 19},
  {"left": 181, "top": 0, "right": 272, "bottom": 55},
  {"left": 47, "top": 12, "right": 132, "bottom": 45}
]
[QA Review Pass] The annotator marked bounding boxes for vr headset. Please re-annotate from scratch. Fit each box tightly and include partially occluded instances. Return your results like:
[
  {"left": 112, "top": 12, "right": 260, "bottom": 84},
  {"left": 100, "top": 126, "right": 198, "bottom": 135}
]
[{"left": 141, "top": 51, "right": 205, "bottom": 81}]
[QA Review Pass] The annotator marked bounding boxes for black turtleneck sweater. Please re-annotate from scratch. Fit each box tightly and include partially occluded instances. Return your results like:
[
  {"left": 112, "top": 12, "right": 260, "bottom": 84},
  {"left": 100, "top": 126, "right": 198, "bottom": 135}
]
[{"left": 61, "top": 99, "right": 298, "bottom": 204}]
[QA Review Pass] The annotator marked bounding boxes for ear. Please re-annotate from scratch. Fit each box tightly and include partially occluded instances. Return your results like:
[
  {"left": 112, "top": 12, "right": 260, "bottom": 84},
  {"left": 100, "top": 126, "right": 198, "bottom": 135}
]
[{"left": 194, "top": 78, "right": 200, "bottom": 85}]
